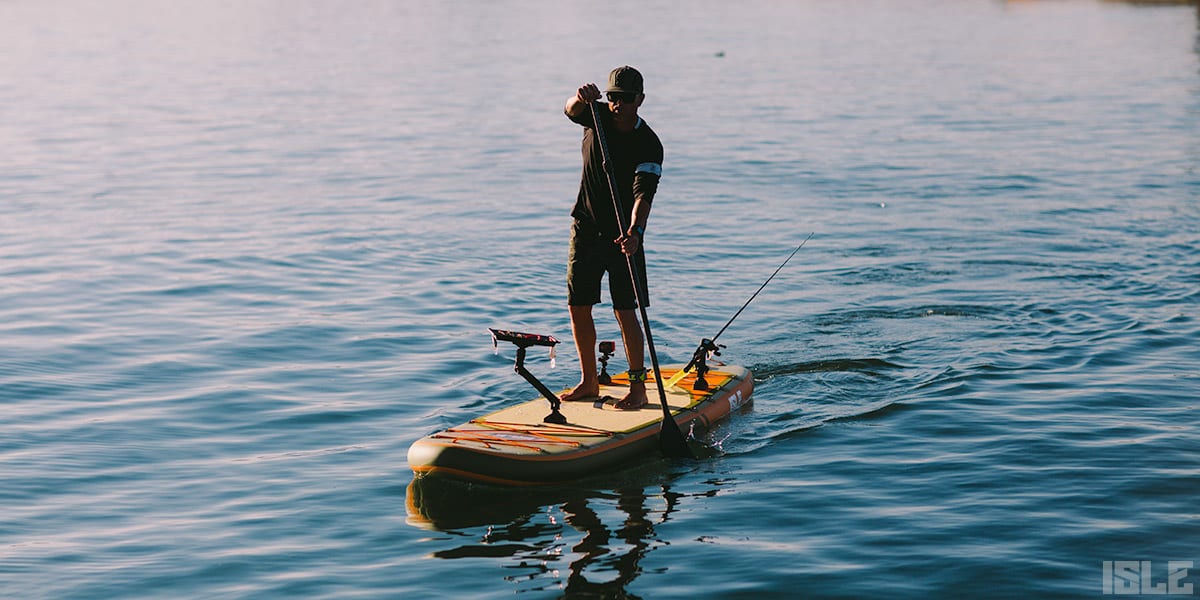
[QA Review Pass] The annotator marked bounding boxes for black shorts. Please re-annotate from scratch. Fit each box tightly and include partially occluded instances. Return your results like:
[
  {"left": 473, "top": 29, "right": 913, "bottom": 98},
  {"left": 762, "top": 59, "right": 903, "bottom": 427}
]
[{"left": 567, "top": 220, "right": 649, "bottom": 310}]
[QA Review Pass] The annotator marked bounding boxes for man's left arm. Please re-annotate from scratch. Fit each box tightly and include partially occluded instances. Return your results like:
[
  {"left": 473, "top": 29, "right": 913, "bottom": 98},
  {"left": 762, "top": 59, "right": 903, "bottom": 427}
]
[{"left": 617, "top": 162, "right": 661, "bottom": 256}]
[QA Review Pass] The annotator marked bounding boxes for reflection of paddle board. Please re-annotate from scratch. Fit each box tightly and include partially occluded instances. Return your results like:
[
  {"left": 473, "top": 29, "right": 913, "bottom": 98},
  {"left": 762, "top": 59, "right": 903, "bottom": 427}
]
[{"left": 407, "top": 365, "right": 754, "bottom": 486}]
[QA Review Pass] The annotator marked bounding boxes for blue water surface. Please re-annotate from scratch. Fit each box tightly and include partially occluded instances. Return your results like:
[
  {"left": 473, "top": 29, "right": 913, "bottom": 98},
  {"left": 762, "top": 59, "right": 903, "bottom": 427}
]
[{"left": 2, "top": 1, "right": 1198, "bottom": 598}]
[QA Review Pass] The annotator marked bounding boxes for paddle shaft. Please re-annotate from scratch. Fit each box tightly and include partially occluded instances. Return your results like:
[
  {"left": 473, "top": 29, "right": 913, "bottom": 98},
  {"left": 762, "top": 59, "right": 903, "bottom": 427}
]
[{"left": 587, "top": 101, "right": 692, "bottom": 459}]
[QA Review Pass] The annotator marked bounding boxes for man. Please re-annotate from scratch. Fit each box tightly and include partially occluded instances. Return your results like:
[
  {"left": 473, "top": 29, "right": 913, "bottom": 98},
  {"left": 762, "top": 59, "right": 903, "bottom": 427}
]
[{"left": 560, "top": 66, "right": 663, "bottom": 410}]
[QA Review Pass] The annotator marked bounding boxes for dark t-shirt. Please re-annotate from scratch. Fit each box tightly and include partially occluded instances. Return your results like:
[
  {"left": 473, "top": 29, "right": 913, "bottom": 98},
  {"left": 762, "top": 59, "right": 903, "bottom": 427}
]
[{"left": 567, "top": 102, "right": 663, "bottom": 239}]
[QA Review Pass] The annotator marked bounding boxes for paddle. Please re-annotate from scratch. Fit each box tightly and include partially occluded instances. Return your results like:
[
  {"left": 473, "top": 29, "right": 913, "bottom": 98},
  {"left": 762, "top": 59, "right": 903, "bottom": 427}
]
[{"left": 587, "top": 100, "right": 694, "bottom": 459}]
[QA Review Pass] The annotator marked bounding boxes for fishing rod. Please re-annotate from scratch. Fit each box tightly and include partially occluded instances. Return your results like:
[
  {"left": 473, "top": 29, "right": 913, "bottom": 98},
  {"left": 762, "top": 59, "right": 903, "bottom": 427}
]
[{"left": 667, "top": 232, "right": 815, "bottom": 391}]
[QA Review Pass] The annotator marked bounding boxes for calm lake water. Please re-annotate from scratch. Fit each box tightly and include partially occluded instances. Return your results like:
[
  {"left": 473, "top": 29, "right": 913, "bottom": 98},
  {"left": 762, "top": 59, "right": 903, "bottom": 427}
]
[{"left": 3, "top": 0, "right": 1199, "bottom": 598}]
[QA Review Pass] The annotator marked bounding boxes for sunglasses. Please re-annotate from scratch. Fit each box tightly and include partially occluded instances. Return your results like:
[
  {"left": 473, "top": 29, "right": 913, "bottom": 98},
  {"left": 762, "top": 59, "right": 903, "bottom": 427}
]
[{"left": 606, "top": 91, "right": 639, "bottom": 104}]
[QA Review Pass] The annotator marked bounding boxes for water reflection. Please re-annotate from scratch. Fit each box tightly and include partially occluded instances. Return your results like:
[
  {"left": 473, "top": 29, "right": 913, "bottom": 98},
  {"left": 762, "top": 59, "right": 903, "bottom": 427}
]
[{"left": 407, "top": 470, "right": 708, "bottom": 598}]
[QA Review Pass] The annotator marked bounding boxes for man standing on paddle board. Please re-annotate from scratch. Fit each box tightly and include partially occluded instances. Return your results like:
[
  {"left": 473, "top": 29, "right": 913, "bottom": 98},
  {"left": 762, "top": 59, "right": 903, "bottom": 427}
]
[{"left": 561, "top": 66, "right": 663, "bottom": 411}]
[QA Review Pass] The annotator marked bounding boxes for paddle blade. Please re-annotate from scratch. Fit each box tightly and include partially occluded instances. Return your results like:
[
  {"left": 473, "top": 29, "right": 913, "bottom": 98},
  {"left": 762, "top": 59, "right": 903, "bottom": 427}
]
[{"left": 658, "top": 412, "right": 695, "bottom": 459}]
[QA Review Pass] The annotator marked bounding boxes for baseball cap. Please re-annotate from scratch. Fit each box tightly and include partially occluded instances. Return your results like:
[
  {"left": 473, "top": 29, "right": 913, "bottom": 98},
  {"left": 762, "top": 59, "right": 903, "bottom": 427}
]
[{"left": 605, "top": 66, "right": 644, "bottom": 94}]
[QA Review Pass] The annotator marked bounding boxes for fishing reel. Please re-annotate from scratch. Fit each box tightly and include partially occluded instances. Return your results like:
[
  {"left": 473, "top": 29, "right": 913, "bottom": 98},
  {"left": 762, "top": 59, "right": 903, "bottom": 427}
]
[
  {"left": 597, "top": 340, "right": 616, "bottom": 385},
  {"left": 686, "top": 337, "right": 725, "bottom": 391}
]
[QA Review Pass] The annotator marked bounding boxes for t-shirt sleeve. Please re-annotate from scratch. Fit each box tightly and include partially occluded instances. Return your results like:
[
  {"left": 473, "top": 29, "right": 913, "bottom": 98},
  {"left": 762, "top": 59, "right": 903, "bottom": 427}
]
[
  {"left": 566, "top": 101, "right": 604, "bottom": 128},
  {"left": 633, "top": 135, "right": 663, "bottom": 204},
  {"left": 635, "top": 134, "right": 663, "bottom": 178}
]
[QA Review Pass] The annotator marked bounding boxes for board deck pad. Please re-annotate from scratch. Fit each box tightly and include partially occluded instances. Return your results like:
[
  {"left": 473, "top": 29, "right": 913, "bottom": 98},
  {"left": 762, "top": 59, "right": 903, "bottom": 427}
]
[{"left": 408, "top": 365, "right": 754, "bottom": 485}]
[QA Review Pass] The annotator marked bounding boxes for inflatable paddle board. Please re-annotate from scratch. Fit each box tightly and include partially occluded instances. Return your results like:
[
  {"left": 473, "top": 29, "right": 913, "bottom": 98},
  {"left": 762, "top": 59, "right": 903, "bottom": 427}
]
[{"left": 407, "top": 331, "right": 753, "bottom": 486}]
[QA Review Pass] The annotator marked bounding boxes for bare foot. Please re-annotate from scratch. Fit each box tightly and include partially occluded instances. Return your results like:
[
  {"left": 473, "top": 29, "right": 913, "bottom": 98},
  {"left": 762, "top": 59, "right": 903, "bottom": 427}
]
[
  {"left": 560, "top": 381, "right": 600, "bottom": 402},
  {"left": 613, "top": 382, "right": 648, "bottom": 410}
]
